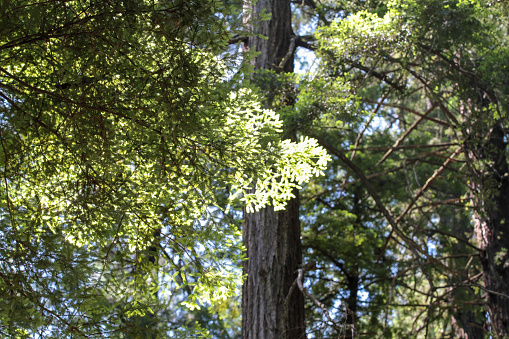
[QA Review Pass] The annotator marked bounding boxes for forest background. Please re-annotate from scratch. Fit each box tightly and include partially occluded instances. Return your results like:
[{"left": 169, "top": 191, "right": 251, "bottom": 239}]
[{"left": 1, "top": 0, "right": 509, "bottom": 338}]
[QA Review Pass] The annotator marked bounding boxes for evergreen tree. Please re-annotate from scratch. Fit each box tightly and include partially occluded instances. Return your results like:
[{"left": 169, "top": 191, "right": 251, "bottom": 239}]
[
  {"left": 303, "top": 0, "right": 509, "bottom": 336},
  {"left": 0, "top": 1, "right": 328, "bottom": 337}
]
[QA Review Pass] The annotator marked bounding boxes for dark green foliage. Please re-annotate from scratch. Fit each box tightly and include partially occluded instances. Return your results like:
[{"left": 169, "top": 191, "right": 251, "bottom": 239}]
[{"left": 0, "top": 1, "right": 329, "bottom": 337}]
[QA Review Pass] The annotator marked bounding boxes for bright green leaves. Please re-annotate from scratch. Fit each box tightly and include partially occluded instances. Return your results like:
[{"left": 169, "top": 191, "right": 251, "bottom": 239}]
[
  {"left": 220, "top": 88, "right": 330, "bottom": 212},
  {"left": 240, "top": 135, "right": 330, "bottom": 212},
  {"left": 0, "top": 0, "right": 331, "bottom": 336},
  {"left": 317, "top": 7, "right": 403, "bottom": 59},
  {"left": 181, "top": 267, "right": 240, "bottom": 310}
]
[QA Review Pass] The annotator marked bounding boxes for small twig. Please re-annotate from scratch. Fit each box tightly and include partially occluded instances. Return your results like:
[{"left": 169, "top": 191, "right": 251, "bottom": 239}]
[
  {"left": 344, "top": 142, "right": 459, "bottom": 152},
  {"left": 295, "top": 35, "right": 316, "bottom": 51},
  {"left": 343, "top": 90, "right": 391, "bottom": 185},
  {"left": 395, "top": 147, "right": 463, "bottom": 224},
  {"left": 360, "top": 99, "right": 451, "bottom": 127}
]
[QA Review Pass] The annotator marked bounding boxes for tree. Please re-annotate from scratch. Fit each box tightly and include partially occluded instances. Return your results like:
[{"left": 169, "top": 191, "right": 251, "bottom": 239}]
[
  {"left": 301, "top": 0, "right": 509, "bottom": 336},
  {"left": 239, "top": 0, "right": 314, "bottom": 338},
  {"left": 242, "top": 0, "right": 508, "bottom": 336},
  {"left": 0, "top": 0, "right": 329, "bottom": 337}
]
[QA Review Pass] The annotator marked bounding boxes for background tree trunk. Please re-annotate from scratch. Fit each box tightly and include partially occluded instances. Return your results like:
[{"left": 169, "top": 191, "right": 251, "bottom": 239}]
[
  {"left": 464, "top": 98, "right": 509, "bottom": 337},
  {"left": 467, "top": 123, "right": 509, "bottom": 338},
  {"left": 242, "top": 0, "right": 306, "bottom": 338},
  {"left": 242, "top": 0, "right": 294, "bottom": 73},
  {"left": 444, "top": 214, "right": 486, "bottom": 338}
]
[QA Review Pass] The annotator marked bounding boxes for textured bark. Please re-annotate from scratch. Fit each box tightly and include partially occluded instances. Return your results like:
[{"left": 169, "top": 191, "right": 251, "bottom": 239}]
[
  {"left": 345, "top": 273, "right": 358, "bottom": 335},
  {"left": 242, "top": 1, "right": 305, "bottom": 338},
  {"left": 465, "top": 109, "right": 509, "bottom": 337},
  {"left": 242, "top": 192, "right": 305, "bottom": 339},
  {"left": 242, "top": 0, "right": 294, "bottom": 73},
  {"left": 449, "top": 294, "right": 486, "bottom": 339}
]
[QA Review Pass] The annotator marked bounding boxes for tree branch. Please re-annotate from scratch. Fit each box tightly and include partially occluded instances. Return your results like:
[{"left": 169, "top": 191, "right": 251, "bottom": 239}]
[
  {"left": 278, "top": 37, "right": 296, "bottom": 70},
  {"left": 228, "top": 35, "right": 248, "bottom": 45},
  {"left": 360, "top": 99, "right": 451, "bottom": 127},
  {"left": 295, "top": 35, "right": 316, "bottom": 51},
  {"left": 377, "top": 102, "right": 441, "bottom": 166}
]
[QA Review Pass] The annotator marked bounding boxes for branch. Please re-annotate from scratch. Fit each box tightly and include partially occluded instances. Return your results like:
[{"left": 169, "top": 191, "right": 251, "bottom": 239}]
[
  {"left": 305, "top": 244, "right": 350, "bottom": 278},
  {"left": 310, "top": 134, "right": 399, "bottom": 236},
  {"left": 427, "top": 228, "right": 481, "bottom": 252},
  {"left": 345, "top": 142, "right": 459, "bottom": 152},
  {"left": 418, "top": 43, "right": 496, "bottom": 103},
  {"left": 282, "top": 261, "right": 321, "bottom": 339},
  {"left": 394, "top": 147, "right": 463, "bottom": 224},
  {"left": 345, "top": 58, "right": 406, "bottom": 93},
  {"left": 278, "top": 36, "right": 296, "bottom": 70},
  {"left": 360, "top": 99, "right": 451, "bottom": 127},
  {"left": 310, "top": 135, "right": 464, "bottom": 279},
  {"left": 417, "top": 197, "right": 469, "bottom": 208},
  {"left": 295, "top": 35, "right": 316, "bottom": 51},
  {"left": 291, "top": 0, "right": 317, "bottom": 9},
  {"left": 302, "top": 146, "right": 458, "bottom": 204},
  {"left": 297, "top": 41, "right": 406, "bottom": 93},
  {"left": 228, "top": 35, "right": 248, "bottom": 45},
  {"left": 344, "top": 90, "right": 391, "bottom": 185},
  {"left": 285, "top": 261, "right": 343, "bottom": 332},
  {"left": 377, "top": 101, "right": 440, "bottom": 165}
]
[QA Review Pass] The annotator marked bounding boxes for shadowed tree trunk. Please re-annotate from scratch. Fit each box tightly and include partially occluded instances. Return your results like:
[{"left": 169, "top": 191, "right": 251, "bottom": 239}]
[
  {"left": 241, "top": 0, "right": 306, "bottom": 338},
  {"left": 440, "top": 212, "right": 486, "bottom": 338},
  {"left": 464, "top": 95, "right": 509, "bottom": 338},
  {"left": 449, "top": 289, "right": 486, "bottom": 339}
]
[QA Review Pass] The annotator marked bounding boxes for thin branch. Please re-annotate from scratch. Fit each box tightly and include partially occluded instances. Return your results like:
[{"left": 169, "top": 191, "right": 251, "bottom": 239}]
[
  {"left": 311, "top": 135, "right": 464, "bottom": 279},
  {"left": 344, "top": 58, "right": 406, "bottom": 93},
  {"left": 344, "top": 90, "right": 391, "bottom": 185},
  {"left": 343, "top": 142, "right": 459, "bottom": 152},
  {"left": 427, "top": 228, "right": 482, "bottom": 252},
  {"left": 417, "top": 197, "right": 470, "bottom": 209},
  {"left": 295, "top": 263, "right": 343, "bottom": 331},
  {"left": 360, "top": 99, "right": 451, "bottom": 127},
  {"left": 394, "top": 147, "right": 463, "bottom": 224},
  {"left": 278, "top": 37, "right": 296, "bottom": 70},
  {"left": 295, "top": 35, "right": 316, "bottom": 51},
  {"left": 377, "top": 101, "right": 440, "bottom": 166},
  {"left": 291, "top": 0, "right": 317, "bottom": 9},
  {"left": 305, "top": 244, "right": 350, "bottom": 278}
]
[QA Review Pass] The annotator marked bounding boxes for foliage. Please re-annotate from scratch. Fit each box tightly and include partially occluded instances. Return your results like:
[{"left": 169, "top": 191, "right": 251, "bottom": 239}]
[
  {"left": 0, "top": 0, "right": 329, "bottom": 337},
  {"left": 293, "top": 0, "right": 509, "bottom": 337},
  {"left": 3, "top": 0, "right": 508, "bottom": 337}
]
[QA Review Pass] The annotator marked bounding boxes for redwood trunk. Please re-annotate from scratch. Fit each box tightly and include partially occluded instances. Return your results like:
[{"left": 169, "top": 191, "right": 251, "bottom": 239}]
[
  {"left": 242, "top": 0, "right": 295, "bottom": 74},
  {"left": 242, "top": 192, "right": 305, "bottom": 339},
  {"left": 465, "top": 110, "right": 509, "bottom": 337},
  {"left": 241, "top": 0, "right": 305, "bottom": 338}
]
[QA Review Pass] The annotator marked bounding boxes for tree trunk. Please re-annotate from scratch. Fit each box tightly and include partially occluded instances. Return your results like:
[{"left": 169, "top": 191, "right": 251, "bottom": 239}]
[
  {"left": 242, "top": 192, "right": 305, "bottom": 339},
  {"left": 344, "top": 273, "right": 359, "bottom": 337},
  {"left": 464, "top": 103, "right": 509, "bottom": 337},
  {"left": 242, "top": 1, "right": 306, "bottom": 338},
  {"left": 439, "top": 212, "right": 486, "bottom": 338},
  {"left": 242, "top": 0, "right": 294, "bottom": 73},
  {"left": 449, "top": 290, "right": 486, "bottom": 339}
]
